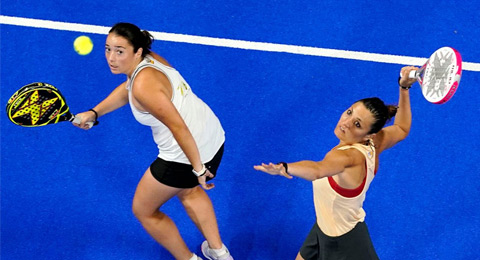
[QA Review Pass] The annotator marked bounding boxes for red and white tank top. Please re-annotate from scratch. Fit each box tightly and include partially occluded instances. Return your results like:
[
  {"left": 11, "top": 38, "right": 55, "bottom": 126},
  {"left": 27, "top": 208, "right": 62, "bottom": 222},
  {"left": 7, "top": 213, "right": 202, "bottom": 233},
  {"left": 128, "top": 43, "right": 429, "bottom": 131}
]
[{"left": 312, "top": 142, "right": 376, "bottom": 237}]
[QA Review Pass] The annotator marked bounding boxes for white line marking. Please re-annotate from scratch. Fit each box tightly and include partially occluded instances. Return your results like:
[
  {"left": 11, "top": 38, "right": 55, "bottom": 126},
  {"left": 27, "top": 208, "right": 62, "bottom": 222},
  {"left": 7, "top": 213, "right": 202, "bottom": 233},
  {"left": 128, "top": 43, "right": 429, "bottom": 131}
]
[{"left": 2, "top": 15, "right": 480, "bottom": 71}]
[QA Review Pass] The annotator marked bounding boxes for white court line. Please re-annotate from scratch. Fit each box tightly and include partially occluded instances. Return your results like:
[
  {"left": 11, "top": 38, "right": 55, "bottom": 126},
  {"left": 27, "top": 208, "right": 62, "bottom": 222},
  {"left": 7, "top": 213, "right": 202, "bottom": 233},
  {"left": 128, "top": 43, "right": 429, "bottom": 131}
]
[{"left": 2, "top": 15, "right": 480, "bottom": 72}]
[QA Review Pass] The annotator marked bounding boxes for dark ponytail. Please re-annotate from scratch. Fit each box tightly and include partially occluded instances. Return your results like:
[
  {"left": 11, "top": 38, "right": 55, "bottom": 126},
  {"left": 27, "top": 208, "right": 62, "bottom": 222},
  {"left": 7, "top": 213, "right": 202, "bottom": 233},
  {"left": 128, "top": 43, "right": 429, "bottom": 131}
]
[
  {"left": 109, "top": 23, "right": 153, "bottom": 56},
  {"left": 357, "top": 97, "right": 397, "bottom": 134}
]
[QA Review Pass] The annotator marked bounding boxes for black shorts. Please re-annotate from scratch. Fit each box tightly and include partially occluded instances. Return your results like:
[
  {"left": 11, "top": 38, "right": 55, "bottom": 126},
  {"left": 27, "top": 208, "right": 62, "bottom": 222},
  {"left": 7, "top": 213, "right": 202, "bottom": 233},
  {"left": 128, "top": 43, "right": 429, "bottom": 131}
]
[
  {"left": 149, "top": 144, "right": 224, "bottom": 189},
  {"left": 299, "top": 221, "right": 379, "bottom": 260}
]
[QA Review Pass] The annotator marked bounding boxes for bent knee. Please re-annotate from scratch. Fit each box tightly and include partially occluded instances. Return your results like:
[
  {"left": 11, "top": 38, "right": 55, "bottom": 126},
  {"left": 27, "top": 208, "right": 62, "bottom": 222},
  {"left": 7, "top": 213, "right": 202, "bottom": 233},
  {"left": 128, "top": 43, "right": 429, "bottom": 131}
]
[
  {"left": 131, "top": 200, "right": 145, "bottom": 220},
  {"left": 131, "top": 198, "right": 158, "bottom": 221}
]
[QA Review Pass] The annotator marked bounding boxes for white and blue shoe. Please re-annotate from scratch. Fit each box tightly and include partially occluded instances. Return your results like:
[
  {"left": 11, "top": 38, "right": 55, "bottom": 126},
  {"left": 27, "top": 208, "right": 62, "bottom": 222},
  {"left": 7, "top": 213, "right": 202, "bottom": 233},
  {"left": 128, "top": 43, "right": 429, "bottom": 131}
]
[{"left": 201, "top": 241, "right": 234, "bottom": 260}]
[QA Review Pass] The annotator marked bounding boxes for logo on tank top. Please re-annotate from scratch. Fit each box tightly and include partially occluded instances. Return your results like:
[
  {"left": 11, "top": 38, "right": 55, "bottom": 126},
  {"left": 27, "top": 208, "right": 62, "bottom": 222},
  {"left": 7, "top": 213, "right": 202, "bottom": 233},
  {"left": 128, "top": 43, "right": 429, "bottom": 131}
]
[
  {"left": 178, "top": 82, "right": 189, "bottom": 96},
  {"left": 367, "top": 150, "right": 373, "bottom": 159}
]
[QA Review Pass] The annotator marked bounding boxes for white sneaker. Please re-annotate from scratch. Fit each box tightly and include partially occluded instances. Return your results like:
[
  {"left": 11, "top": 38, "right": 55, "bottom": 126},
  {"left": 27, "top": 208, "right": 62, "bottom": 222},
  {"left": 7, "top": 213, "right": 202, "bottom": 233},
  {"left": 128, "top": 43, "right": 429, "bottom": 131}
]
[{"left": 201, "top": 241, "right": 234, "bottom": 260}]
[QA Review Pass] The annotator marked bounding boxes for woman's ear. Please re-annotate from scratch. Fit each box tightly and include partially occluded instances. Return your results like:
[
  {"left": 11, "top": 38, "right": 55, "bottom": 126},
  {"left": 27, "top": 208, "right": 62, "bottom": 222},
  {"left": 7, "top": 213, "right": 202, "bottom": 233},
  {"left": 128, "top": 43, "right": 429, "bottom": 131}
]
[{"left": 135, "top": 47, "right": 143, "bottom": 58}]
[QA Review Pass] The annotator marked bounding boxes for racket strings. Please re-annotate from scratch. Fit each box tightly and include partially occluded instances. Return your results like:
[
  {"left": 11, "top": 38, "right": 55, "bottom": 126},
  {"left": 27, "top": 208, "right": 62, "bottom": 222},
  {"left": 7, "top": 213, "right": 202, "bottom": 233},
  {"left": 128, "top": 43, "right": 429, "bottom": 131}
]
[
  {"left": 10, "top": 90, "right": 64, "bottom": 125},
  {"left": 7, "top": 82, "right": 78, "bottom": 126},
  {"left": 422, "top": 51, "right": 456, "bottom": 100}
]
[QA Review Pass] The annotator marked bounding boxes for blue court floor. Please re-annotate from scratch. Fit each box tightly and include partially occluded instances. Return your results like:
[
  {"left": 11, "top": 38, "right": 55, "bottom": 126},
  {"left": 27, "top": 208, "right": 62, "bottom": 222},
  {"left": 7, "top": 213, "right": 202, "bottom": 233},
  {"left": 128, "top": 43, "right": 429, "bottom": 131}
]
[{"left": 2, "top": 1, "right": 480, "bottom": 259}]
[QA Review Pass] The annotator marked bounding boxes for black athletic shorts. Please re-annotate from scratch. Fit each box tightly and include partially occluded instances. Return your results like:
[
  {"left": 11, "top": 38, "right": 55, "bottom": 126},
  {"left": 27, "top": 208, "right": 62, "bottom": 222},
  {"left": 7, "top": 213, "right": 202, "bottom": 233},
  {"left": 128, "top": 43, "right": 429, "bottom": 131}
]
[
  {"left": 149, "top": 144, "right": 224, "bottom": 189},
  {"left": 299, "top": 221, "right": 379, "bottom": 260}
]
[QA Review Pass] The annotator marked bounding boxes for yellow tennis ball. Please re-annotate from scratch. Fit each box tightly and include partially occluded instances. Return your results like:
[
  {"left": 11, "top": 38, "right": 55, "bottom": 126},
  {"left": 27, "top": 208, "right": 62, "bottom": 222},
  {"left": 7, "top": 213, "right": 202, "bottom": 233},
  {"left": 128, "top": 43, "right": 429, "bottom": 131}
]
[{"left": 73, "top": 35, "right": 93, "bottom": 55}]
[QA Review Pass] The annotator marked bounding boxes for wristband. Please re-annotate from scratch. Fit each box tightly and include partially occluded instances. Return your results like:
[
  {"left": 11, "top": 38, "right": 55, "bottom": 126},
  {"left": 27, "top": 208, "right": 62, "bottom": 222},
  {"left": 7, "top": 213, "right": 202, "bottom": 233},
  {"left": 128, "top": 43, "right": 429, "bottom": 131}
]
[
  {"left": 192, "top": 164, "right": 207, "bottom": 177},
  {"left": 278, "top": 162, "right": 289, "bottom": 174},
  {"left": 398, "top": 76, "right": 412, "bottom": 90},
  {"left": 89, "top": 109, "right": 100, "bottom": 125}
]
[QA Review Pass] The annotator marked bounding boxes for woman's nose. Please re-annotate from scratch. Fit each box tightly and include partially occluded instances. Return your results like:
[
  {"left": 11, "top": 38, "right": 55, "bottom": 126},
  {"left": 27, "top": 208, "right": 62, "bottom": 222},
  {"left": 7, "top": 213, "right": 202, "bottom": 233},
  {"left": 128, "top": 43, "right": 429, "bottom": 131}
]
[
  {"left": 107, "top": 52, "right": 114, "bottom": 61},
  {"left": 341, "top": 119, "right": 352, "bottom": 128}
]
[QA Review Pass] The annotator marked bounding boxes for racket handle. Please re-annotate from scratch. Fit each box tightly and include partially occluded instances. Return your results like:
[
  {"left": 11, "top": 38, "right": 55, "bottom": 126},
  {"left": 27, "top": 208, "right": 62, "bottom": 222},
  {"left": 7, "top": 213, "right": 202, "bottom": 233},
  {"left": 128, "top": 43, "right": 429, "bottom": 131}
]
[
  {"left": 399, "top": 70, "right": 418, "bottom": 79},
  {"left": 72, "top": 115, "right": 94, "bottom": 128},
  {"left": 408, "top": 70, "right": 417, "bottom": 79}
]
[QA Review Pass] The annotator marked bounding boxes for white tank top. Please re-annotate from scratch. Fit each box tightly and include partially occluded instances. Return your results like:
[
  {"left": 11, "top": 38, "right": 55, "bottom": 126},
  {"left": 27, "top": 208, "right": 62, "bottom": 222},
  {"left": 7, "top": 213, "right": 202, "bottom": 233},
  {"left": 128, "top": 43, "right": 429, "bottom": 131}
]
[
  {"left": 312, "top": 142, "right": 376, "bottom": 237},
  {"left": 126, "top": 55, "right": 225, "bottom": 163}
]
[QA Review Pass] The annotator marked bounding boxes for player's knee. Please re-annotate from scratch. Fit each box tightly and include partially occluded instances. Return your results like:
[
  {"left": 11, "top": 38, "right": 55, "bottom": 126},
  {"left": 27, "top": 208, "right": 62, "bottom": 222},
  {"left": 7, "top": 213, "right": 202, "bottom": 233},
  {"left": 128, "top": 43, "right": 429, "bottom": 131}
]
[
  {"left": 131, "top": 199, "right": 152, "bottom": 222},
  {"left": 131, "top": 201, "right": 143, "bottom": 220}
]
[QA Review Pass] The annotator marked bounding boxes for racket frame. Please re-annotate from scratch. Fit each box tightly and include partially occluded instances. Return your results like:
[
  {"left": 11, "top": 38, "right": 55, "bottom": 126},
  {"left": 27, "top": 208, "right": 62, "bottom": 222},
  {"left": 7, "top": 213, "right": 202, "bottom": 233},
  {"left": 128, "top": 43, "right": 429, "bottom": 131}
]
[
  {"left": 409, "top": 47, "right": 462, "bottom": 104},
  {"left": 6, "top": 82, "right": 78, "bottom": 127}
]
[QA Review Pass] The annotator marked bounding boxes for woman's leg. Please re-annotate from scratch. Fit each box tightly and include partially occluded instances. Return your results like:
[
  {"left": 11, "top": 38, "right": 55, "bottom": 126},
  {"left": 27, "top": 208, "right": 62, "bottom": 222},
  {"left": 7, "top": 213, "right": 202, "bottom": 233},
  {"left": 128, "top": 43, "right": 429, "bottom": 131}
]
[
  {"left": 177, "top": 186, "right": 223, "bottom": 249},
  {"left": 132, "top": 168, "right": 193, "bottom": 260}
]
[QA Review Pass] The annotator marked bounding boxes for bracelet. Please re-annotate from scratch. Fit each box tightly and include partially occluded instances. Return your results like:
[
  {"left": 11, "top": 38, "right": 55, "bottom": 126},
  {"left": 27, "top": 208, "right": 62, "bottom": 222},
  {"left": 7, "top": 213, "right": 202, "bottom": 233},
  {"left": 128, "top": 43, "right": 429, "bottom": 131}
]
[
  {"left": 89, "top": 109, "right": 100, "bottom": 125},
  {"left": 398, "top": 76, "right": 412, "bottom": 90},
  {"left": 192, "top": 164, "right": 207, "bottom": 177},
  {"left": 278, "top": 162, "right": 289, "bottom": 174}
]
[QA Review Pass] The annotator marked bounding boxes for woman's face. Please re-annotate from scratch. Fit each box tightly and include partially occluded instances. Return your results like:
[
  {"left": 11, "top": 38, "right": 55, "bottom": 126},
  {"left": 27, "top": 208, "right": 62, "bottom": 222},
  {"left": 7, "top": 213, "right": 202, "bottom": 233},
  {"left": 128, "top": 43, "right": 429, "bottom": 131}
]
[
  {"left": 105, "top": 33, "right": 142, "bottom": 76},
  {"left": 334, "top": 102, "right": 375, "bottom": 144}
]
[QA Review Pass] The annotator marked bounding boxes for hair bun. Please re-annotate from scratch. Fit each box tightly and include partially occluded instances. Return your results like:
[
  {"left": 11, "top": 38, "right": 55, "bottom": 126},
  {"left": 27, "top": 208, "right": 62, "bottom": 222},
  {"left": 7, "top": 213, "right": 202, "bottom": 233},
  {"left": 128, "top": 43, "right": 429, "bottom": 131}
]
[{"left": 386, "top": 105, "right": 398, "bottom": 120}]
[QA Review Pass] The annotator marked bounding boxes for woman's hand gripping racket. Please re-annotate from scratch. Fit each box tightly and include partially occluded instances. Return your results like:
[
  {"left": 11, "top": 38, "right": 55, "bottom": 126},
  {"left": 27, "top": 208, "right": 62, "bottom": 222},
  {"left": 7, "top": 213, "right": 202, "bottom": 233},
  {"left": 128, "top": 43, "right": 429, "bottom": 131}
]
[
  {"left": 407, "top": 47, "right": 462, "bottom": 104},
  {"left": 6, "top": 82, "right": 98, "bottom": 127}
]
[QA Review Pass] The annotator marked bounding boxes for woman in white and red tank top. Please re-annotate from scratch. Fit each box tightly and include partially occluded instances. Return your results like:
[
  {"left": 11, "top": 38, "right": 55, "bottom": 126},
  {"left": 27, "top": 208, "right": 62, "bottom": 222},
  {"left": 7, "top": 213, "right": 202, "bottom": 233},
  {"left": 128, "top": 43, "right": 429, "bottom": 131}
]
[{"left": 255, "top": 66, "right": 417, "bottom": 260}]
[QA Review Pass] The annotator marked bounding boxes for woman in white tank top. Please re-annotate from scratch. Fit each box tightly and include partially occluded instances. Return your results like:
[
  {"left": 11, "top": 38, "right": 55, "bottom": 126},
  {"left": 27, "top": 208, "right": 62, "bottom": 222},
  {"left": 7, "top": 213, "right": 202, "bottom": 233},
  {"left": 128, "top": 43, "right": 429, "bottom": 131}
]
[
  {"left": 254, "top": 66, "right": 418, "bottom": 260},
  {"left": 73, "top": 23, "right": 233, "bottom": 260}
]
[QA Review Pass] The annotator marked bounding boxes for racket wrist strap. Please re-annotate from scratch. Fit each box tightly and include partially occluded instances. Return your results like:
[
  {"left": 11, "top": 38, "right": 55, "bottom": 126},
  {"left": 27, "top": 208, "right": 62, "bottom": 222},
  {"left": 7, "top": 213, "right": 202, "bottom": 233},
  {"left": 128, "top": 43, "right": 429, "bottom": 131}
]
[
  {"left": 89, "top": 109, "right": 99, "bottom": 125},
  {"left": 278, "top": 162, "right": 290, "bottom": 174},
  {"left": 398, "top": 76, "right": 412, "bottom": 90}
]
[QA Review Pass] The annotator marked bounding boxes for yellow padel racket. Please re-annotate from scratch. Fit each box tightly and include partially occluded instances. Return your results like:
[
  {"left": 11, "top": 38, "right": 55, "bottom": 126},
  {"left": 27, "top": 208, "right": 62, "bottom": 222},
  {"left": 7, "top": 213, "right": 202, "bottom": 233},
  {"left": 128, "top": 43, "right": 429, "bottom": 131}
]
[{"left": 6, "top": 82, "right": 96, "bottom": 127}]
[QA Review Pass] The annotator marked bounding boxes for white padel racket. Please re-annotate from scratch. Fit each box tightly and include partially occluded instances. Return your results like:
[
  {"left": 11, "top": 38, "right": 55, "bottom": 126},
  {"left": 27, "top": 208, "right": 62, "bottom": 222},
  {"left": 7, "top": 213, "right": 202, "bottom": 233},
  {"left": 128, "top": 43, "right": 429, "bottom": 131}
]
[{"left": 407, "top": 47, "right": 462, "bottom": 104}]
